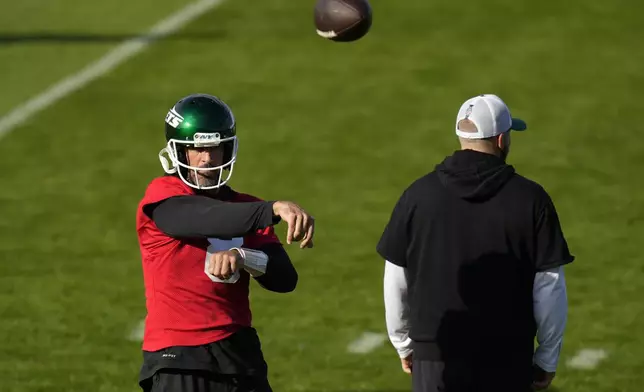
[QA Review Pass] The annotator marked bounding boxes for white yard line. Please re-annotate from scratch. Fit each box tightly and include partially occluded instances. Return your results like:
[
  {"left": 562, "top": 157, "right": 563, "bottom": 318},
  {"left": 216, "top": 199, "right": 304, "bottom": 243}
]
[
  {"left": 128, "top": 319, "right": 146, "bottom": 342},
  {"left": 347, "top": 332, "right": 387, "bottom": 354},
  {"left": 0, "top": 0, "right": 225, "bottom": 141},
  {"left": 566, "top": 348, "right": 609, "bottom": 370}
]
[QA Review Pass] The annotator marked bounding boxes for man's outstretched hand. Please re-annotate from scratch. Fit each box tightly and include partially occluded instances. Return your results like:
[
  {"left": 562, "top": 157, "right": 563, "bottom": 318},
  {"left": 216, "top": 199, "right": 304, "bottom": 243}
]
[{"left": 272, "top": 201, "right": 315, "bottom": 248}]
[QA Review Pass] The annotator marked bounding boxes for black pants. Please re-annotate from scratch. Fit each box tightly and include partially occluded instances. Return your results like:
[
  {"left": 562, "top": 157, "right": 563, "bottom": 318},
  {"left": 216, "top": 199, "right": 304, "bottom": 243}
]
[
  {"left": 139, "top": 328, "right": 272, "bottom": 392},
  {"left": 143, "top": 369, "right": 272, "bottom": 392},
  {"left": 412, "top": 359, "right": 532, "bottom": 392}
]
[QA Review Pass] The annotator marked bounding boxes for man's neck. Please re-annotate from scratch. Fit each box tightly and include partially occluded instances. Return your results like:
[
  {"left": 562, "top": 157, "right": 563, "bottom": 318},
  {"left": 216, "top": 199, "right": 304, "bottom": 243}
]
[
  {"left": 460, "top": 146, "right": 500, "bottom": 157},
  {"left": 197, "top": 185, "right": 233, "bottom": 200}
]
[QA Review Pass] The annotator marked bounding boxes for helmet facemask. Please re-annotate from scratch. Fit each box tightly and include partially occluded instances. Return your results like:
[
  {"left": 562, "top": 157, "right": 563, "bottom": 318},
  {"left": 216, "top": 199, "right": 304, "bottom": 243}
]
[{"left": 159, "top": 134, "right": 238, "bottom": 190}]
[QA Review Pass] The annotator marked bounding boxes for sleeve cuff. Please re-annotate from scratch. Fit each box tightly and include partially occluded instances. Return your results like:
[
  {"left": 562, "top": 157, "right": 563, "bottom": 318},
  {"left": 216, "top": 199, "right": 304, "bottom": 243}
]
[
  {"left": 535, "top": 256, "right": 575, "bottom": 272},
  {"left": 263, "top": 201, "right": 280, "bottom": 226},
  {"left": 397, "top": 347, "right": 413, "bottom": 359},
  {"left": 534, "top": 352, "right": 559, "bottom": 373}
]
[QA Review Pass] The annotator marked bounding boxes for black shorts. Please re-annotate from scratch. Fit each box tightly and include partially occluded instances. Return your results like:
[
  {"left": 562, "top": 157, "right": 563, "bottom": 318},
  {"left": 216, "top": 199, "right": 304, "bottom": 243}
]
[
  {"left": 139, "top": 327, "right": 272, "bottom": 392},
  {"left": 142, "top": 369, "right": 272, "bottom": 392}
]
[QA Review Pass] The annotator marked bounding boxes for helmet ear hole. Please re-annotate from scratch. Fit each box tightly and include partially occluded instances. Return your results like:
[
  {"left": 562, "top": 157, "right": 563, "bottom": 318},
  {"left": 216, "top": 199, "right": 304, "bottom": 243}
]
[{"left": 159, "top": 148, "right": 177, "bottom": 174}]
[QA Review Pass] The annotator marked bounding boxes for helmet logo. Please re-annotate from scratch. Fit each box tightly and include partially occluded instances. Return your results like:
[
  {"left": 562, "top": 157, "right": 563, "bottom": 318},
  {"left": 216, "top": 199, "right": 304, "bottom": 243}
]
[
  {"left": 165, "top": 107, "right": 184, "bottom": 128},
  {"left": 194, "top": 132, "right": 221, "bottom": 146}
]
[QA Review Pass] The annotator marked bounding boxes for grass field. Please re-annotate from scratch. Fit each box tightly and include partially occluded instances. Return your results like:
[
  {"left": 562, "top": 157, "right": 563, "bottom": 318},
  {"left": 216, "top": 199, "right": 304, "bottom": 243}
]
[{"left": 1, "top": 0, "right": 643, "bottom": 391}]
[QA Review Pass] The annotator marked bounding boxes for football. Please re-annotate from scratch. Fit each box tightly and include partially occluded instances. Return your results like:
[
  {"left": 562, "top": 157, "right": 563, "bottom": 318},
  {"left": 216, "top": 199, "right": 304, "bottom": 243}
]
[{"left": 314, "top": 0, "right": 372, "bottom": 42}]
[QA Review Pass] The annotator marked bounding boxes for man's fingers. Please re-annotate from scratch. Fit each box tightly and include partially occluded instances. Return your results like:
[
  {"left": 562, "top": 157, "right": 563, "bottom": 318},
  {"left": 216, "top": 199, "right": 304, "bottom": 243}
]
[
  {"left": 302, "top": 237, "right": 314, "bottom": 249},
  {"left": 285, "top": 215, "right": 295, "bottom": 244},
  {"left": 301, "top": 220, "right": 315, "bottom": 249},
  {"left": 210, "top": 255, "right": 222, "bottom": 277},
  {"left": 401, "top": 359, "right": 412, "bottom": 374},
  {"left": 220, "top": 257, "right": 231, "bottom": 278},
  {"left": 206, "top": 252, "right": 243, "bottom": 280},
  {"left": 299, "top": 214, "right": 308, "bottom": 240},
  {"left": 277, "top": 203, "right": 315, "bottom": 246},
  {"left": 293, "top": 213, "right": 303, "bottom": 241}
]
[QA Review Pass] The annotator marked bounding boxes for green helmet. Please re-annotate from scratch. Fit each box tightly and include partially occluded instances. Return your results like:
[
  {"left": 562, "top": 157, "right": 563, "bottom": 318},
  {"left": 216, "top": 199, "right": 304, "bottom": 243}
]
[{"left": 159, "top": 94, "right": 238, "bottom": 190}]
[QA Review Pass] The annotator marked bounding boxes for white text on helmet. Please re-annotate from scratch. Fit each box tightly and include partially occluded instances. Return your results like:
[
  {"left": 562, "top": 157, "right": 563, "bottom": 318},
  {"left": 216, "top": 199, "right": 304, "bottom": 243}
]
[{"left": 165, "top": 107, "right": 184, "bottom": 128}]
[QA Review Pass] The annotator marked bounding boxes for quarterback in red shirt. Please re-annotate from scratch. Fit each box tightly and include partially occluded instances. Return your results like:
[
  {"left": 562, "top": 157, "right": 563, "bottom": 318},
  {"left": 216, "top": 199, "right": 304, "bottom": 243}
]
[{"left": 136, "top": 94, "right": 315, "bottom": 392}]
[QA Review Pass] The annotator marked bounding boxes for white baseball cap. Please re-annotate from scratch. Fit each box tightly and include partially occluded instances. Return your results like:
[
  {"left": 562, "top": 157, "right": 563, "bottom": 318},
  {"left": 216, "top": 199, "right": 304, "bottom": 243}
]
[{"left": 455, "top": 94, "right": 526, "bottom": 139}]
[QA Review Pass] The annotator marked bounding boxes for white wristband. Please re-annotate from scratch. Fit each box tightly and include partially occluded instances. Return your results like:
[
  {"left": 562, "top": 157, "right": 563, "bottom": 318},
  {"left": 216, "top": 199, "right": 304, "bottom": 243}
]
[{"left": 232, "top": 247, "right": 269, "bottom": 277}]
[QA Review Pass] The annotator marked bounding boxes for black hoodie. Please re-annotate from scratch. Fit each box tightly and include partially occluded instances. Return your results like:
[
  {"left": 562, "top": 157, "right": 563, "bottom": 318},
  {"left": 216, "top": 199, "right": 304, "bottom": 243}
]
[
  {"left": 376, "top": 148, "right": 574, "bottom": 365},
  {"left": 436, "top": 149, "right": 516, "bottom": 202}
]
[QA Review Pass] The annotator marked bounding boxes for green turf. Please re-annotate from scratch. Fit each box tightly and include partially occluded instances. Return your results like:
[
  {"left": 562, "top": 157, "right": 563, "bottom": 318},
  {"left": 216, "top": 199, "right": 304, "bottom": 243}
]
[{"left": 1, "top": 0, "right": 643, "bottom": 391}]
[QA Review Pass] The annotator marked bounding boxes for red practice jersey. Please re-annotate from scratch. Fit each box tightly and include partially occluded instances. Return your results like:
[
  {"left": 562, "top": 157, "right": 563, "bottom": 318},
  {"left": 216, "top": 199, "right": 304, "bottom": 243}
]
[{"left": 135, "top": 176, "right": 281, "bottom": 351}]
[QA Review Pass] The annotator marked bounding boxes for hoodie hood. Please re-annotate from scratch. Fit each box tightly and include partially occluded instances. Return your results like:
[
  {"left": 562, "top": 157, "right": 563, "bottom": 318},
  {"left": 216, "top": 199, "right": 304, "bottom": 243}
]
[{"left": 436, "top": 149, "right": 515, "bottom": 201}]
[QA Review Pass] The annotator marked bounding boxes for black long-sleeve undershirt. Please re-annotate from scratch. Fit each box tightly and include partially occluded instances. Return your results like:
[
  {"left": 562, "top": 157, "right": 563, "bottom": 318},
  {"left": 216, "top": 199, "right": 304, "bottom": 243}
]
[
  {"left": 144, "top": 195, "right": 278, "bottom": 239},
  {"left": 144, "top": 195, "right": 297, "bottom": 293},
  {"left": 254, "top": 243, "right": 298, "bottom": 293}
]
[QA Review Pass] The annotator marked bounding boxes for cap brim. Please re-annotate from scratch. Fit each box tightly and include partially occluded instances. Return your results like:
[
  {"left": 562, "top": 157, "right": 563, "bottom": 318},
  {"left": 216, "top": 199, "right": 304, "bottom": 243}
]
[{"left": 511, "top": 118, "right": 527, "bottom": 131}]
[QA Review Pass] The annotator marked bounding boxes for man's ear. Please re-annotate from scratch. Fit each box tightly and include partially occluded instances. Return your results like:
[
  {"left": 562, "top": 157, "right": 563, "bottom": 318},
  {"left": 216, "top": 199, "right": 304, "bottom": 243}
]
[{"left": 497, "top": 133, "right": 504, "bottom": 150}]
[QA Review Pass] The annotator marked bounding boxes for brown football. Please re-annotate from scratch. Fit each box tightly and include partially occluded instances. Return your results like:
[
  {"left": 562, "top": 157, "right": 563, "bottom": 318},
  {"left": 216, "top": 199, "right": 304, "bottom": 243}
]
[{"left": 314, "top": 0, "right": 372, "bottom": 42}]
